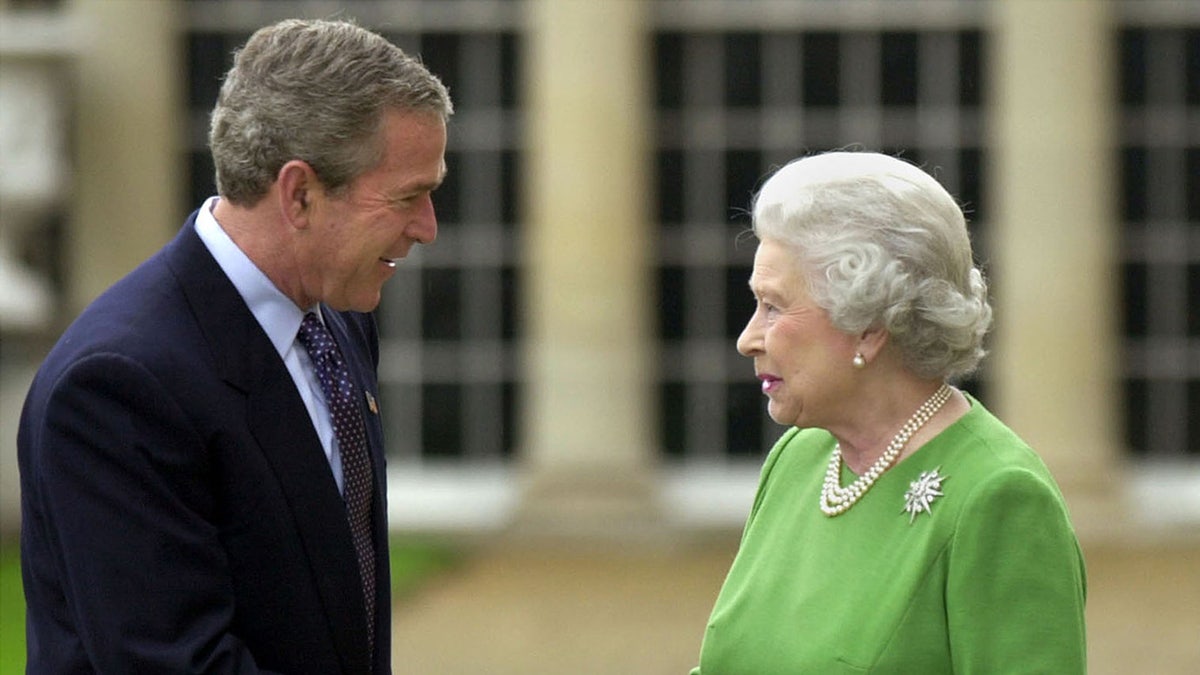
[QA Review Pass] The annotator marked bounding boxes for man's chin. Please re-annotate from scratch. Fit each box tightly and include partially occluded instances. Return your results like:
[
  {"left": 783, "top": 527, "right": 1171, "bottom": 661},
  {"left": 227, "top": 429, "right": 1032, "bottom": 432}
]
[{"left": 326, "top": 292, "right": 383, "bottom": 314}]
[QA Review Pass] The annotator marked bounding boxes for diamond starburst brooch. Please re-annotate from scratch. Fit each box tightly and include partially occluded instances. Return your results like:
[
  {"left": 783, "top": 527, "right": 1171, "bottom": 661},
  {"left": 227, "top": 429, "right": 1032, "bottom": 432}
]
[{"left": 903, "top": 468, "right": 947, "bottom": 523}]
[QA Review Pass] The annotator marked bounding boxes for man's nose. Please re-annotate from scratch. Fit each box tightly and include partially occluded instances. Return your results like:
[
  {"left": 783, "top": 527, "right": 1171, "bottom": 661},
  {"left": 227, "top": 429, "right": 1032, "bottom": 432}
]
[{"left": 410, "top": 194, "right": 437, "bottom": 244}]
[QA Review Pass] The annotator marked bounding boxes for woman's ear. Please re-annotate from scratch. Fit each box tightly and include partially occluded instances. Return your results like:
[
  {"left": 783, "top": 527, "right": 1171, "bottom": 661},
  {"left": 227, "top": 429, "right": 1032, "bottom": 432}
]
[{"left": 855, "top": 325, "right": 889, "bottom": 366}]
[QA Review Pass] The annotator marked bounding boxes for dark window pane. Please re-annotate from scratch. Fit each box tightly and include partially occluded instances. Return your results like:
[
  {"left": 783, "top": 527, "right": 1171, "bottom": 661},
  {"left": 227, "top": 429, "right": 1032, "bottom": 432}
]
[
  {"left": 500, "top": 32, "right": 519, "bottom": 108},
  {"left": 657, "top": 149, "right": 685, "bottom": 225},
  {"left": 1123, "top": 378, "right": 1149, "bottom": 456},
  {"left": 725, "top": 33, "right": 762, "bottom": 107},
  {"left": 1188, "top": 29, "right": 1200, "bottom": 105},
  {"left": 422, "top": 384, "right": 463, "bottom": 458},
  {"left": 802, "top": 32, "right": 840, "bottom": 107},
  {"left": 187, "top": 32, "right": 233, "bottom": 108},
  {"left": 959, "top": 30, "right": 984, "bottom": 107},
  {"left": 501, "top": 381, "right": 518, "bottom": 458},
  {"left": 418, "top": 33, "right": 460, "bottom": 108},
  {"left": 1122, "top": 262, "right": 1148, "bottom": 338},
  {"left": 725, "top": 265, "right": 753, "bottom": 340},
  {"left": 660, "top": 381, "right": 686, "bottom": 458},
  {"left": 726, "top": 382, "right": 765, "bottom": 457},
  {"left": 189, "top": 150, "right": 216, "bottom": 210},
  {"left": 422, "top": 268, "right": 461, "bottom": 340},
  {"left": 881, "top": 32, "right": 918, "bottom": 106},
  {"left": 655, "top": 31, "right": 685, "bottom": 110},
  {"left": 500, "top": 149, "right": 520, "bottom": 227},
  {"left": 658, "top": 266, "right": 685, "bottom": 341},
  {"left": 434, "top": 149, "right": 462, "bottom": 224},
  {"left": 1121, "top": 146, "right": 1148, "bottom": 224},
  {"left": 1188, "top": 147, "right": 1200, "bottom": 224},
  {"left": 1119, "top": 29, "right": 1147, "bottom": 106},
  {"left": 959, "top": 147, "right": 985, "bottom": 227},
  {"left": 1189, "top": 263, "right": 1200, "bottom": 337},
  {"left": 1188, "top": 381, "right": 1200, "bottom": 456},
  {"left": 725, "top": 149, "right": 763, "bottom": 225},
  {"left": 501, "top": 265, "right": 519, "bottom": 341}
]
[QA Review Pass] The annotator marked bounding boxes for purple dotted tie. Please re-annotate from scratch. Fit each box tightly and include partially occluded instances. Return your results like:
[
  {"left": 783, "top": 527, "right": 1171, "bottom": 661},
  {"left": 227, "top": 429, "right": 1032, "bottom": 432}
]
[{"left": 297, "top": 312, "right": 376, "bottom": 656}]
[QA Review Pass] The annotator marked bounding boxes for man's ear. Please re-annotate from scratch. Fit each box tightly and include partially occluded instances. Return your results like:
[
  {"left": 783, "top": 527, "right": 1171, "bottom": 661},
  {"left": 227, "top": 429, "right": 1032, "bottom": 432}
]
[{"left": 277, "top": 160, "right": 317, "bottom": 228}]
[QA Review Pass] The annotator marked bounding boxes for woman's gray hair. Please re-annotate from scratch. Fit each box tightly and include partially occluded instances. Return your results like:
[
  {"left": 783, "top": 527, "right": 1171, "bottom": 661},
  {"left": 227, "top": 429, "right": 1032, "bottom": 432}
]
[
  {"left": 752, "top": 151, "right": 993, "bottom": 380},
  {"left": 209, "top": 18, "right": 454, "bottom": 206}
]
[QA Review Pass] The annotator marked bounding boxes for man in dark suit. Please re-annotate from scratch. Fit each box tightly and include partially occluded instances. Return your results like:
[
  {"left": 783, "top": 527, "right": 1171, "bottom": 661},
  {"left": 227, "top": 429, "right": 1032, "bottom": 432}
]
[{"left": 18, "top": 19, "right": 452, "bottom": 673}]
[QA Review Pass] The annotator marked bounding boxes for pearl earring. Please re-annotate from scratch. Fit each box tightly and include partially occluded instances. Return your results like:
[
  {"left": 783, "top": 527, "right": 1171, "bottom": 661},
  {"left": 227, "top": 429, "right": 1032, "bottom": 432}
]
[{"left": 852, "top": 353, "right": 866, "bottom": 369}]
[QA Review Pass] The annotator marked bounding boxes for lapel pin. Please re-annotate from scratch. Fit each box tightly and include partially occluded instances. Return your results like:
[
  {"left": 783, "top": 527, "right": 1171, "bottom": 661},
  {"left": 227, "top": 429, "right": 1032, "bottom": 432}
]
[{"left": 365, "top": 391, "right": 378, "bottom": 415}]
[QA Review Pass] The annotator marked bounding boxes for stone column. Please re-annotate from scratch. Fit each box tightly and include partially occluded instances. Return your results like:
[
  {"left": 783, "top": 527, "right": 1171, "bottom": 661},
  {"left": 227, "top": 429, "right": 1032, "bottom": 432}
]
[
  {"left": 989, "top": 0, "right": 1120, "bottom": 533},
  {"left": 0, "top": 5, "right": 80, "bottom": 539},
  {"left": 0, "top": 0, "right": 181, "bottom": 539},
  {"left": 68, "top": 0, "right": 181, "bottom": 313},
  {"left": 518, "top": 0, "right": 658, "bottom": 538}
]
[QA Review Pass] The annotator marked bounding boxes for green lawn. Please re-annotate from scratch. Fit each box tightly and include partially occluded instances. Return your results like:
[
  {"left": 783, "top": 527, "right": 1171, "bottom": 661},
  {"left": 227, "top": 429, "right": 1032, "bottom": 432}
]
[
  {"left": 0, "top": 538, "right": 457, "bottom": 672},
  {"left": 0, "top": 543, "right": 24, "bottom": 675}
]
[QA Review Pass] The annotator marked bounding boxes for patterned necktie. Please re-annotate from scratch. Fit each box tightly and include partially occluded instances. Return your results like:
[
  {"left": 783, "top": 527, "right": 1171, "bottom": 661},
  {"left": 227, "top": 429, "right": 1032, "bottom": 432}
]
[{"left": 297, "top": 312, "right": 376, "bottom": 655}]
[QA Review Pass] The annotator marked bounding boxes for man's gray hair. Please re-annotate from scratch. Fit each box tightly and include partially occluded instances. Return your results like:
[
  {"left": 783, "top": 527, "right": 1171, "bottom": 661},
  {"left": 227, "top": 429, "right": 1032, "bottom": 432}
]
[{"left": 209, "top": 18, "right": 453, "bottom": 206}]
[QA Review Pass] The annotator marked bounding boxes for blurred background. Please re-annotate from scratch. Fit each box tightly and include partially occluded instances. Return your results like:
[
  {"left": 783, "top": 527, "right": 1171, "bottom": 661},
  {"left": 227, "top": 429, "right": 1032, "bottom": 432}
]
[{"left": 1, "top": 0, "right": 1197, "bottom": 672}]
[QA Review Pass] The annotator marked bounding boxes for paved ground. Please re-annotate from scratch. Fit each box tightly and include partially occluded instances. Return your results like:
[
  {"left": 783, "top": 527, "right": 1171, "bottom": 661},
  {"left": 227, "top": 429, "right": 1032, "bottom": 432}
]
[
  {"left": 390, "top": 537, "right": 734, "bottom": 675},
  {"left": 390, "top": 536, "right": 1200, "bottom": 674}
]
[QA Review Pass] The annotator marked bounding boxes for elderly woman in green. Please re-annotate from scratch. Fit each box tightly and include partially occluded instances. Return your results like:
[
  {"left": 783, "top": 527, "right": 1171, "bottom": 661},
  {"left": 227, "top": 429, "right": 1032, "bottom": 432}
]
[{"left": 692, "top": 151, "right": 1086, "bottom": 673}]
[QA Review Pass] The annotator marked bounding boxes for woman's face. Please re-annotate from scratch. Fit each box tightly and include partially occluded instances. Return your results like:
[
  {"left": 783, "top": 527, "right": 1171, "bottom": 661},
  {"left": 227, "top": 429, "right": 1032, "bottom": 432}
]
[{"left": 737, "top": 238, "right": 858, "bottom": 428}]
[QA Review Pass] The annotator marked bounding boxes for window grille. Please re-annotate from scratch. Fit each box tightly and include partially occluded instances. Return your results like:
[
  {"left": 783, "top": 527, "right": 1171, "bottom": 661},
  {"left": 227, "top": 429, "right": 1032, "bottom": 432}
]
[
  {"left": 1115, "top": 5, "right": 1200, "bottom": 458},
  {"left": 183, "top": 1, "right": 524, "bottom": 470},
  {"left": 651, "top": 2, "right": 988, "bottom": 463},
  {"left": 182, "top": 0, "right": 1200, "bottom": 474}
]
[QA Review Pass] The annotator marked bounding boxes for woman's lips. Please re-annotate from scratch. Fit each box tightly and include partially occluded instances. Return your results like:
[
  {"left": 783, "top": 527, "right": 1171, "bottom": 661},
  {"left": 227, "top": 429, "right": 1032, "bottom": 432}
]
[{"left": 759, "top": 374, "right": 781, "bottom": 394}]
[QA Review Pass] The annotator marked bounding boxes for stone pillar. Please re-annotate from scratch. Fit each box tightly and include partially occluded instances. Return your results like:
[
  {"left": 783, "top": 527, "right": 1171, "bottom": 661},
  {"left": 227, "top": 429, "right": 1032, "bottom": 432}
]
[
  {"left": 989, "top": 0, "right": 1120, "bottom": 532},
  {"left": 0, "top": 34, "right": 70, "bottom": 332},
  {"left": 518, "top": 0, "right": 657, "bottom": 538},
  {"left": 0, "top": 5, "right": 80, "bottom": 539},
  {"left": 68, "top": 0, "right": 181, "bottom": 313},
  {"left": 0, "top": 0, "right": 181, "bottom": 540}
]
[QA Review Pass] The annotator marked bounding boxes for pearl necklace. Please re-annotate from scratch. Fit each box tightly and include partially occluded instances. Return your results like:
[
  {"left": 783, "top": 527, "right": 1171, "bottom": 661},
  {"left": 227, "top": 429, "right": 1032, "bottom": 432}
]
[{"left": 820, "top": 383, "right": 953, "bottom": 517}]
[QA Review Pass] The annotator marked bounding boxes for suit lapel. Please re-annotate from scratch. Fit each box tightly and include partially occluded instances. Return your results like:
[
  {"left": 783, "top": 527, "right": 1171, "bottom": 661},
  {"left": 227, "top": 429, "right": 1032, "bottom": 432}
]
[
  {"left": 165, "top": 217, "right": 372, "bottom": 673},
  {"left": 245, "top": 382, "right": 372, "bottom": 673}
]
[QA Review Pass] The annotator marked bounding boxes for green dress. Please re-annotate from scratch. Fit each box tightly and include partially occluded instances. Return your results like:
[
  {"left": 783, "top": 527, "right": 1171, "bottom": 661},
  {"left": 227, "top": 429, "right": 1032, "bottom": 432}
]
[{"left": 692, "top": 396, "right": 1087, "bottom": 674}]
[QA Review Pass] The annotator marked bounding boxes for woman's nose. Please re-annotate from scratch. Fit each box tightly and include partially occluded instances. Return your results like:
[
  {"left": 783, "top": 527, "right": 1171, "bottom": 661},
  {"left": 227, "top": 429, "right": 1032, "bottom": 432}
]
[{"left": 736, "top": 312, "right": 762, "bottom": 357}]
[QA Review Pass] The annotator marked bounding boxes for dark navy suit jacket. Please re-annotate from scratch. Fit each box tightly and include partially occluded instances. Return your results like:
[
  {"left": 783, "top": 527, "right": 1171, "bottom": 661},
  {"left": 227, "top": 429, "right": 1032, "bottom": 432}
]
[{"left": 18, "top": 212, "right": 391, "bottom": 673}]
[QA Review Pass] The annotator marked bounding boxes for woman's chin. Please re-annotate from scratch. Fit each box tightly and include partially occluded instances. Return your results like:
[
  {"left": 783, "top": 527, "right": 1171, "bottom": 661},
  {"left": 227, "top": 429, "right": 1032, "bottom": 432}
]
[{"left": 765, "top": 402, "right": 793, "bottom": 427}]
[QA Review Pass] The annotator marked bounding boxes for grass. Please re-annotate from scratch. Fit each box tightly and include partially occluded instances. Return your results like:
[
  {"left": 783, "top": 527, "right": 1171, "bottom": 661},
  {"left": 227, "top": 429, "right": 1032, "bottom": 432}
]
[
  {"left": 0, "top": 537, "right": 458, "bottom": 672},
  {"left": 389, "top": 537, "right": 461, "bottom": 598},
  {"left": 0, "top": 542, "right": 24, "bottom": 675}
]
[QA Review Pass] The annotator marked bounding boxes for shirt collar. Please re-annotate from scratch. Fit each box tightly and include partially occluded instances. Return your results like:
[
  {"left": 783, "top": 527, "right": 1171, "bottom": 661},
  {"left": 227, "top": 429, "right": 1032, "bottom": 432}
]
[{"left": 193, "top": 196, "right": 310, "bottom": 357}]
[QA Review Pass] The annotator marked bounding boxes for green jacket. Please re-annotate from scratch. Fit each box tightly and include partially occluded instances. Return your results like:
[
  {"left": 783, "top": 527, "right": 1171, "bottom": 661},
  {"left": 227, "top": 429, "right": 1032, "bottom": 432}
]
[{"left": 693, "top": 396, "right": 1087, "bottom": 674}]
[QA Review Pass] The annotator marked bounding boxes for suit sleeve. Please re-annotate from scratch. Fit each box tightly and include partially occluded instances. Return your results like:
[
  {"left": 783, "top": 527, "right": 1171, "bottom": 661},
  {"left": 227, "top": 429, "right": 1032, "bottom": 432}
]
[
  {"left": 24, "top": 351, "right": 281, "bottom": 673},
  {"left": 946, "top": 467, "right": 1088, "bottom": 674}
]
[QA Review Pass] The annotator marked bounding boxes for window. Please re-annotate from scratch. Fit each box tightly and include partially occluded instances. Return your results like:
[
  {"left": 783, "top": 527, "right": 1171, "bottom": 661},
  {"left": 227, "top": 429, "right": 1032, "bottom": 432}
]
[{"left": 651, "top": 2, "right": 989, "bottom": 461}]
